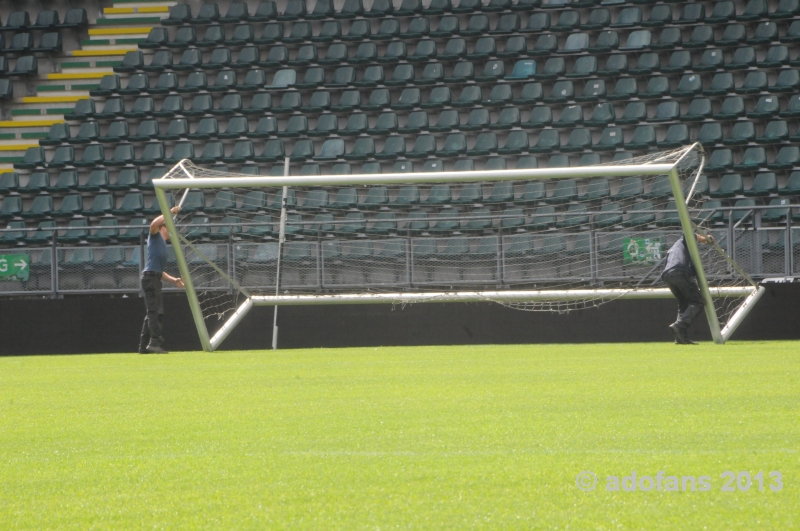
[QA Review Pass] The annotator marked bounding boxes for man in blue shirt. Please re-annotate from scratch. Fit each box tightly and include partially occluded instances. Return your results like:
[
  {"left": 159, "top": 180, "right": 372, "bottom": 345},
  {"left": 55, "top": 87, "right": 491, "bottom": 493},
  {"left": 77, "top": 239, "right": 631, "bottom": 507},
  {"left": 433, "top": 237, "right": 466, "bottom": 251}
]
[
  {"left": 139, "top": 205, "right": 184, "bottom": 354},
  {"left": 662, "top": 232, "right": 714, "bottom": 345}
]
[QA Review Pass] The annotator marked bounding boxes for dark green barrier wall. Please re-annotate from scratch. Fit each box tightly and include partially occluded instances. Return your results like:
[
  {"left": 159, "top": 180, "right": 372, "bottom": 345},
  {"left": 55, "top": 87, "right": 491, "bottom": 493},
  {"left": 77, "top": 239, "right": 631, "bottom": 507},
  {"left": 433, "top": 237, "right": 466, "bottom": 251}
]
[{"left": 1, "top": 284, "right": 798, "bottom": 355}]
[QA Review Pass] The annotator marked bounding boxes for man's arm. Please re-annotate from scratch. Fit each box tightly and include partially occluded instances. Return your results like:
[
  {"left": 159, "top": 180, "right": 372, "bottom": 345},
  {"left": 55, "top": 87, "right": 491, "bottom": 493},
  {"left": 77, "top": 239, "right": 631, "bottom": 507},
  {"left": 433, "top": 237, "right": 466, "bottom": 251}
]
[
  {"left": 162, "top": 271, "right": 185, "bottom": 289},
  {"left": 150, "top": 205, "right": 182, "bottom": 234}
]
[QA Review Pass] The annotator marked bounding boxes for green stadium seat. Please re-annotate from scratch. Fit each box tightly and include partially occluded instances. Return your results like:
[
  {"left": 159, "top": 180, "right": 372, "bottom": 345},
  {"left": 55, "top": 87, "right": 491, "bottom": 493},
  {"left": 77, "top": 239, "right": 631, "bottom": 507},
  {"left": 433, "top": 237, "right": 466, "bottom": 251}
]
[
  {"left": 59, "top": 220, "right": 90, "bottom": 246},
  {"left": 139, "top": 27, "right": 168, "bottom": 49},
  {"left": 428, "top": 109, "right": 460, "bottom": 133},
  {"left": 770, "top": 69, "right": 800, "bottom": 93},
  {"left": 723, "top": 122, "right": 756, "bottom": 146},
  {"left": 713, "top": 96, "right": 745, "bottom": 120},
  {"left": 25, "top": 220, "right": 57, "bottom": 245},
  {"left": 733, "top": 147, "right": 766, "bottom": 171},
  {"left": 607, "top": 178, "right": 643, "bottom": 203},
  {"left": 771, "top": 0, "right": 800, "bottom": 18},
  {"left": 116, "top": 51, "right": 144, "bottom": 73},
  {"left": 498, "top": 36, "right": 528, "bottom": 58},
  {"left": 742, "top": 173, "right": 778, "bottom": 198},
  {"left": 112, "top": 192, "right": 145, "bottom": 216},
  {"left": 769, "top": 146, "right": 800, "bottom": 170},
  {"left": 0, "top": 196, "right": 22, "bottom": 220},
  {"left": 657, "top": 124, "right": 690, "bottom": 149},
  {"left": 373, "top": 42, "right": 404, "bottom": 65},
  {"left": 40, "top": 123, "right": 70, "bottom": 146},
  {"left": 442, "top": 61, "right": 473, "bottom": 84},
  {"left": 560, "top": 128, "right": 591, "bottom": 152},
  {"left": 625, "top": 125, "right": 656, "bottom": 151},
  {"left": 736, "top": 71, "right": 768, "bottom": 94},
  {"left": 310, "top": 43, "right": 345, "bottom": 66},
  {"left": 417, "top": 62, "right": 444, "bottom": 85},
  {"left": 403, "top": 17, "right": 431, "bottom": 40},
  {"left": 48, "top": 170, "right": 79, "bottom": 193},
  {"left": 194, "top": 26, "right": 225, "bottom": 48},
  {"left": 529, "top": 34, "right": 558, "bottom": 56},
  {"left": 608, "top": 78, "right": 637, "bottom": 101},
  {"left": 0, "top": 172, "right": 19, "bottom": 195},
  {"left": 724, "top": 47, "right": 755, "bottom": 72},
  {"left": 759, "top": 45, "right": 789, "bottom": 69},
  {"left": 650, "top": 101, "right": 679, "bottom": 123},
  {"left": 681, "top": 98, "right": 712, "bottom": 122},
  {"left": 710, "top": 173, "right": 744, "bottom": 199},
  {"left": 696, "top": 123, "right": 723, "bottom": 147},
  {"left": 595, "top": 127, "right": 623, "bottom": 151}
]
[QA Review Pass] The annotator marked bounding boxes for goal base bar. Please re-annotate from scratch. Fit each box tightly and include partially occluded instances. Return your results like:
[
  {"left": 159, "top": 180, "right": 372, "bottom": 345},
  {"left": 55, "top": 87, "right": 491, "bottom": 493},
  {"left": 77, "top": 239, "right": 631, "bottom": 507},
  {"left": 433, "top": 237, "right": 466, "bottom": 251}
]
[
  {"left": 207, "top": 287, "right": 758, "bottom": 351},
  {"left": 247, "top": 287, "right": 756, "bottom": 306},
  {"left": 720, "top": 285, "right": 765, "bottom": 343}
]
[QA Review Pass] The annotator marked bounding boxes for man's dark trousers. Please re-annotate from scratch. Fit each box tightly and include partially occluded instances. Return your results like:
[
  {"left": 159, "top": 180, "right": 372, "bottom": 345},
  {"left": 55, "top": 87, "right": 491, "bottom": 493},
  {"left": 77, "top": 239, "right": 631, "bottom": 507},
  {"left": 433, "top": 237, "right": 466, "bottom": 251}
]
[
  {"left": 663, "top": 269, "right": 704, "bottom": 329},
  {"left": 140, "top": 271, "right": 165, "bottom": 350}
]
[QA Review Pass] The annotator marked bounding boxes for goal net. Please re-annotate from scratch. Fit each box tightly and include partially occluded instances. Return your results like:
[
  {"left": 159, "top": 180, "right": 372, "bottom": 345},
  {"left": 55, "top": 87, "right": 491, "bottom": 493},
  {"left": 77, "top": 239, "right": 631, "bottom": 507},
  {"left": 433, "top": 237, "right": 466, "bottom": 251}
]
[{"left": 154, "top": 144, "right": 762, "bottom": 351}]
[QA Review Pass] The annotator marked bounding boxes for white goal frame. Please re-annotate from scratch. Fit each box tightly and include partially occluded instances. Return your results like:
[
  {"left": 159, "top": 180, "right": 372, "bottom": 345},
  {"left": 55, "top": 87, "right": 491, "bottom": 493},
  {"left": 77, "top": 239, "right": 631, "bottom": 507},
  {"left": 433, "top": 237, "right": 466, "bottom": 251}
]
[{"left": 153, "top": 146, "right": 763, "bottom": 351}]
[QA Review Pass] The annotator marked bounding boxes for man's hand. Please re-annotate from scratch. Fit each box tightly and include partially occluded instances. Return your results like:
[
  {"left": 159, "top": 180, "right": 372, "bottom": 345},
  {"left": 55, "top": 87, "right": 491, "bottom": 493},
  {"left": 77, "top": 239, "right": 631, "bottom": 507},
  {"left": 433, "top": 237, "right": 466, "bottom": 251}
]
[
  {"left": 174, "top": 277, "right": 185, "bottom": 289},
  {"left": 696, "top": 233, "right": 715, "bottom": 245},
  {"left": 170, "top": 206, "right": 181, "bottom": 216}
]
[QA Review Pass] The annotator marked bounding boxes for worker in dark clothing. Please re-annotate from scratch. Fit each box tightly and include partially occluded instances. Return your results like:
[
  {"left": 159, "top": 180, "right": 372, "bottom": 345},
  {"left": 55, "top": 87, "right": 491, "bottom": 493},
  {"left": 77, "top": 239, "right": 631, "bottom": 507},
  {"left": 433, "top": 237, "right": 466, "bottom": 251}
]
[
  {"left": 139, "top": 205, "right": 184, "bottom": 354},
  {"left": 662, "top": 232, "right": 715, "bottom": 345}
]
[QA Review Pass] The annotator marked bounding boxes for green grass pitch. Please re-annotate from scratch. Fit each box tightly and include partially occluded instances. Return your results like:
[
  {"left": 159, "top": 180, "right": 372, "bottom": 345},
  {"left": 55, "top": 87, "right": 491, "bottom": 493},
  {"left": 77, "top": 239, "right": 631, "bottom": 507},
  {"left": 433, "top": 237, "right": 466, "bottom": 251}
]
[{"left": 1, "top": 342, "right": 797, "bottom": 530}]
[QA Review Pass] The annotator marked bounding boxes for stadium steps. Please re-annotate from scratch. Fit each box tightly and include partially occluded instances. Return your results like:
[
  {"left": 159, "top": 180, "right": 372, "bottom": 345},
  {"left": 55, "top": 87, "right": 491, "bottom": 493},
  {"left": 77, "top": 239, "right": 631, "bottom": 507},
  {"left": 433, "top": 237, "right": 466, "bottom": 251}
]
[{"left": 0, "top": 1, "right": 169, "bottom": 171}]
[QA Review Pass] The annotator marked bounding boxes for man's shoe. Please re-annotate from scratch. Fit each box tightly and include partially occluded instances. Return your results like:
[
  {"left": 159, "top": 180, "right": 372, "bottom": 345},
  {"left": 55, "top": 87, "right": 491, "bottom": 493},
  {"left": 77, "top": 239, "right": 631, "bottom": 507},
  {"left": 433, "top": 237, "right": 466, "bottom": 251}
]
[
  {"left": 146, "top": 344, "right": 169, "bottom": 354},
  {"left": 669, "top": 323, "right": 697, "bottom": 345}
]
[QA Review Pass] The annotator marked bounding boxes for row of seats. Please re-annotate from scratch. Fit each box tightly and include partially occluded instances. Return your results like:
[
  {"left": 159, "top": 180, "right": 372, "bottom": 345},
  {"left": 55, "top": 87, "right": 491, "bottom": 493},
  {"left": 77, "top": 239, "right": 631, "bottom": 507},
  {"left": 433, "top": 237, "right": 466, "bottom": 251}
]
[
  {"left": 0, "top": 219, "right": 150, "bottom": 246},
  {"left": 78, "top": 69, "right": 800, "bottom": 119},
  {"left": 67, "top": 90, "right": 800, "bottom": 129},
  {"left": 0, "top": 169, "right": 158, "bottom": 194},
  {"left": 36, "top": 113, "right": 800, "bottom": 155},
  {"left": 0, "top": 55, "right": 38, "bottom": 77},
  {"left": 4, "top": 164, "right": 799, "bottom": 202},
  {"left": 43, "top": 110, "right": 800, "bottom": 145},
  {"left": 138, "top": 18, "right": 800, "bottom": 51},
  {"left": 159, "top": 0, "right": 557, "bottom": 26},
  {"left": 21, "top": 124, "right": 800, "bottom": 167},
  {"left": 0, "top": 9, "right": 88, "bottom": 32},
  {"left": 4, "top": 199, "right": 798, "bottom": 249},
  {"left": 156, "top": 0, "right": 800, "bottom": 27},
  {"left": 119, "top": 41, "right": 800, "bottom": 78},
  {"left": 706, "top": 147, "right": 800, "bottom": 172},
  {"left": 3, "top": 174, "right": 798, "bottom": 222},
  {"left": 97, "top": 58, "right": 544, "bottom": 94},
  {"left": 0, "top": 32, "right": 63, "bottom": 54}
]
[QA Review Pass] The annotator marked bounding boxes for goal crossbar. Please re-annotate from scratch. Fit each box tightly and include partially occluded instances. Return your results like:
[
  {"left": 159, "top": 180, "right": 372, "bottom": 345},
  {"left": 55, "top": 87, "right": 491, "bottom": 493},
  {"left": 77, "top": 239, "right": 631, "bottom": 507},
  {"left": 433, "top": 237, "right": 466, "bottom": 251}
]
[{"left": 154, "top": 164, "right": 677, "bottom": 190}]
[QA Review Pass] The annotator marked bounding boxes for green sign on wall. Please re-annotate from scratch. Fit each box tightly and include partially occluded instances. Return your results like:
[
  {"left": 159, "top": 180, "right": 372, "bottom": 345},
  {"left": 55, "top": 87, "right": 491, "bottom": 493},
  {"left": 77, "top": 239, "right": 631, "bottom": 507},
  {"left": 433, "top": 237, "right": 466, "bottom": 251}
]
[
  {"left": 0, "top": 254, "right": 30, "bottom": 281},
  {"left": 622, "top": 238, "right": 662, "bottom": 265}
]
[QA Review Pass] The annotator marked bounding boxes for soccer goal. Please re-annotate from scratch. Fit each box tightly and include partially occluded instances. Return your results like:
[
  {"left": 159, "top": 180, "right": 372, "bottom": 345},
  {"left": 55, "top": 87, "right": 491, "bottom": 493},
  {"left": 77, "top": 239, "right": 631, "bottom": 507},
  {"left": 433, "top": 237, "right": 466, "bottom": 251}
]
[{"left": 154, "top": 144, "right": 763, "bottom": 351}]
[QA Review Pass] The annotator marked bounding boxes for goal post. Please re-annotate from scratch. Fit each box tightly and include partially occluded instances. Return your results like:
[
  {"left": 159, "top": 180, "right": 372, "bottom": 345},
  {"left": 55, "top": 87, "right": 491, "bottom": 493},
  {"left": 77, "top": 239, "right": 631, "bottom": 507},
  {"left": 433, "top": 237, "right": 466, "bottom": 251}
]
[{"left": 153, "top": 144, "right": 762, "bottom": 351}]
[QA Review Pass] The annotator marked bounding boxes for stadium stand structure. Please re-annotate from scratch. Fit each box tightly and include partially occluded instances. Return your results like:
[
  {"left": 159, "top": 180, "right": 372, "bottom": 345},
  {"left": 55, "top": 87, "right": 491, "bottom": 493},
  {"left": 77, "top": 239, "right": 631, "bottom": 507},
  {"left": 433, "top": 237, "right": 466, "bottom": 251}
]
[{"left": 0, "top": 0, "right": 798, "bottom": 301}]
